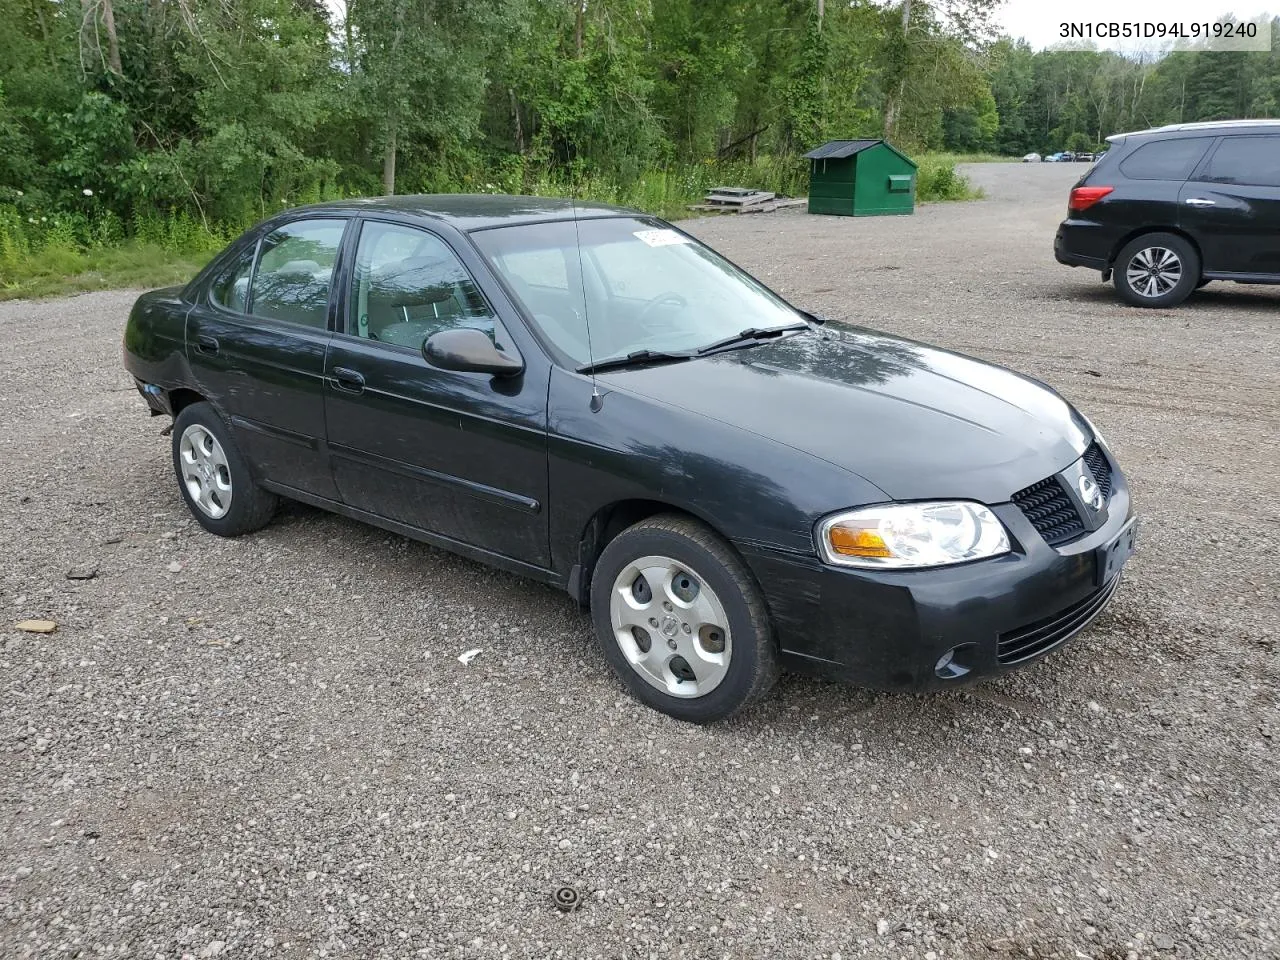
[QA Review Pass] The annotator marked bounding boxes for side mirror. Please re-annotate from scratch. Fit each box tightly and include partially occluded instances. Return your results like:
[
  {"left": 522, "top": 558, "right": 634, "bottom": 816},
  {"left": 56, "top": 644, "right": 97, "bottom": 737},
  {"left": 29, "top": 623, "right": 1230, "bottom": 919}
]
[{"left": 423, "top": 328, "right": 523, "bottom": 377}]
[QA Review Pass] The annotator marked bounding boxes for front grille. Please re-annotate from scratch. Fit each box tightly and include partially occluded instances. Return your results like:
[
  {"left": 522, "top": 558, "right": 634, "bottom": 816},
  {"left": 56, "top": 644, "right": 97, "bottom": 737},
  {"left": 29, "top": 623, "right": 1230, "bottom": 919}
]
[
  {"left": 1012, "top": 476, "right": 1084, "bottom": 546},
  {"left": 1082, "top": 443, "right": 1112, "bottom": 500},
  {"left": 997, "top": 575, "right": 1122, "bottom": 665},
  {"left": 1013, "top": 443, "right": 1114, "bottom": 547}
]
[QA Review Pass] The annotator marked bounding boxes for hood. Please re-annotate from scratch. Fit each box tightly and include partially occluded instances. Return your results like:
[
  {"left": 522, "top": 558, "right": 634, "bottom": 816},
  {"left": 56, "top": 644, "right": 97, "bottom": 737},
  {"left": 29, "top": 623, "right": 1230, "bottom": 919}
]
[{"left": 598, "top": 322, "right": 1092, "bottom": 504}]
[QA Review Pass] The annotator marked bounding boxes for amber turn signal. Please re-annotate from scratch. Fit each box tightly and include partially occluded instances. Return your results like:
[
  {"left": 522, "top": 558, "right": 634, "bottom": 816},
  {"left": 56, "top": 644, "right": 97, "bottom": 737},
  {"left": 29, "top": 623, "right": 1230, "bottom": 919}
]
[{"left": 827, "top": 524, "right": 893, "bottom": 558}]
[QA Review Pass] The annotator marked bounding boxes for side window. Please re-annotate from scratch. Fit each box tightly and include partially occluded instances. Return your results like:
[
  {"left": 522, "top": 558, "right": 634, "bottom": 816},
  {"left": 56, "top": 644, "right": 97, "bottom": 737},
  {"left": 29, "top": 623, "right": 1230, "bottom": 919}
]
[
  {"left": 250, "top": 219, "right": 346, "bottom": 329},
  {"left": 350, "top": 222, "right": 508, "bottom": 351},
  {"left": 1118, "top": 137, "right": 1214, "bottom": 181},
  {"left": 1198, "top": 136, "right": 1280, "bottom": 188},
  {"left": 210, "top": 243, "right": 256, "bottom": 313}
]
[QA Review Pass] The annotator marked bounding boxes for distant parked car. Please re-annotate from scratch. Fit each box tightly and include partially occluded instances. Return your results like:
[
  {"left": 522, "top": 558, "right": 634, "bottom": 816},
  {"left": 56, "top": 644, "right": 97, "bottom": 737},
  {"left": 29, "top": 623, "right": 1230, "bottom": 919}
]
[
  {"left": 1075, "top": 152, "right": 1095, "bottom": 162},
  {"left": 1022, "top": 152, "right": 1042, "bottom": 163},
  {"left": 1055, "top": 119, "right": 1280, "bottom": 307}
]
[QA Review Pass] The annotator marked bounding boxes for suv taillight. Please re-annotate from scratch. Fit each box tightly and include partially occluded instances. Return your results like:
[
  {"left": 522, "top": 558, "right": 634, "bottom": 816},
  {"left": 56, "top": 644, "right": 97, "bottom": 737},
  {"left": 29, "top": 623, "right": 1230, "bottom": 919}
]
[{"left": 1069, "top": 186, "right": 1113, "bottom": 213}]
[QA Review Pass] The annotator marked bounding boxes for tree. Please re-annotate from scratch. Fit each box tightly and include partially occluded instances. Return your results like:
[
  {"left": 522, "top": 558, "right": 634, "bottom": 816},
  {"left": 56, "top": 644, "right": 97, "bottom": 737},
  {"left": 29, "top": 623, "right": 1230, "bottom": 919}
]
[
  {"left": 343, "top": 0, "right": 515, "bottom": 194},
  {"left": 882, "top": 0, "right": 1002, "bottom": 144}
]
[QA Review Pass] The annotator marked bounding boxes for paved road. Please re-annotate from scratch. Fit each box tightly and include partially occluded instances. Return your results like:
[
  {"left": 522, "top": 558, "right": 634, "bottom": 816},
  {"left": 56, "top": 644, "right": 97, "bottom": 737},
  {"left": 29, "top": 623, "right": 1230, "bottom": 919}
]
[{"left": 2, "top": 166, "right": 1277, "bottom": 959}]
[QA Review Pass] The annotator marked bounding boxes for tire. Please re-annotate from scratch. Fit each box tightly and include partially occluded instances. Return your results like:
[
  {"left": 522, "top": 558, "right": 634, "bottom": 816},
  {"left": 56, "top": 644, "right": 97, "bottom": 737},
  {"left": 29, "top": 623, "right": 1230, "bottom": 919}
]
[
  {"left": 589, "top": 514, "right": 779, "bottom": 723},
  {"left": 1113, "top": 233, "right": 1200, "bottom": 308},
  {"left": 171, "top": 401, "right": 278, "bottom": 536}
]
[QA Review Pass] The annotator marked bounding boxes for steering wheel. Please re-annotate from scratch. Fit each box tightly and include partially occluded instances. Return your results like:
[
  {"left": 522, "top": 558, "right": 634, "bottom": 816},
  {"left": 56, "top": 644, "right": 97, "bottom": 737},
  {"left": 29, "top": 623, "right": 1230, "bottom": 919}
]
[{"left": 636, "top": 292, "right": 689, "bottom": 329}]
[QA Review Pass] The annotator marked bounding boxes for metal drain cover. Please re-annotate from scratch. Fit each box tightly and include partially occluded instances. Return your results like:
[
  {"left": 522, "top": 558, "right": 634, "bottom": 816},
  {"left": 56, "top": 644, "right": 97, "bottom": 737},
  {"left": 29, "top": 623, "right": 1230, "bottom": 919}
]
[{"left": 553, "top": 886, "right": 581, "bottom": 912}]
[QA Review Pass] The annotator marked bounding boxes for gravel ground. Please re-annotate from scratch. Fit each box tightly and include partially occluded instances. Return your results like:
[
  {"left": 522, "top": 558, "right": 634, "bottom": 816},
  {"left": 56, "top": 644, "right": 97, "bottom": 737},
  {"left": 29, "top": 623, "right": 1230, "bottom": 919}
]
[{"left": 2, "top": 163, "right": 1277, "bottom": 960}]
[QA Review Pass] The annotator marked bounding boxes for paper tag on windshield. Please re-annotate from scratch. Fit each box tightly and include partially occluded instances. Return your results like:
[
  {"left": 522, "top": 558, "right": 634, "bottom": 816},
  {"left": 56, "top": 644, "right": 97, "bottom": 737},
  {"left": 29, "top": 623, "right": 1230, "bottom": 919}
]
[{"left": 633, "top": 229, "right": 691, "bottom": 248}]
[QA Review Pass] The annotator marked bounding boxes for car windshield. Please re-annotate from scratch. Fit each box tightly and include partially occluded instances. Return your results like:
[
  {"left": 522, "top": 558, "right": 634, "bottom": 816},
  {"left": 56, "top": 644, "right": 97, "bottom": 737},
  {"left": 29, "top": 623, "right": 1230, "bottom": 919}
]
[{"left": 470, "top": 216, "right": 805, "bottom": 366}]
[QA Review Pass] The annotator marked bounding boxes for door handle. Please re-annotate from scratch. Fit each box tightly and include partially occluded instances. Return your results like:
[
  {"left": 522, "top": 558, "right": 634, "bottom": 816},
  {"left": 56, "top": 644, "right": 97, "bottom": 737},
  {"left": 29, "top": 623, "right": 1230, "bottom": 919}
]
[
  {"left": 195, "top": 335, "right": 220, "bottom": 355},
  {"left": 331, "top": 366, "right": 366, "bottom": 393},
  {"left": 1184, "top": 197, "right": 1216, "bottom": 207}
]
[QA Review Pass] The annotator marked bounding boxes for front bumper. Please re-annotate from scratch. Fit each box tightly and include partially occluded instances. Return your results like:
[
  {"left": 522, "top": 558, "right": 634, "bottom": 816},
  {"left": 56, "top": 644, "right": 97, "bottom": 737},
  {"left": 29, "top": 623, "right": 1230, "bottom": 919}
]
[{"left": 740, "top": 455, "right": 1133, "bottom": 690}]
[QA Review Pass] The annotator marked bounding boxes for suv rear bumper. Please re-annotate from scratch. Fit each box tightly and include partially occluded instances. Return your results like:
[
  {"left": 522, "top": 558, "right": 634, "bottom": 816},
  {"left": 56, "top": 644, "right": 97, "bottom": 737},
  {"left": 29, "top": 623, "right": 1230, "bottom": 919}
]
[{"left": 1055, "top": 220, "right": 1116, "bottom": 271}]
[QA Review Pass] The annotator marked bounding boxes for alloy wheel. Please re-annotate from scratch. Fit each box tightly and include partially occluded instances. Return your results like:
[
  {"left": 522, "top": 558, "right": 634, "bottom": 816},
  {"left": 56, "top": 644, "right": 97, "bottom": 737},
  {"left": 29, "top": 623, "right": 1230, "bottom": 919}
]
[
  {"left": 1125, "top": 246, "right": 1182, "bottom": 299},
  {"left": 178, "top": 424, "right": 233, "bottom": 519},
  {"left": 608, "top": 555, "right": 732, "bottom": 698}
]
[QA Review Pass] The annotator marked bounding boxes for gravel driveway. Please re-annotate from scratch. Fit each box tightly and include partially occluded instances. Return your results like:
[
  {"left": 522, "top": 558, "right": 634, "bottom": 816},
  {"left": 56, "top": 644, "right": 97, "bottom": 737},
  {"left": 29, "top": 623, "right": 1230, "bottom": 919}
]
[{"left": 2, "top": 164, "right": 1277, "bottom": 960}]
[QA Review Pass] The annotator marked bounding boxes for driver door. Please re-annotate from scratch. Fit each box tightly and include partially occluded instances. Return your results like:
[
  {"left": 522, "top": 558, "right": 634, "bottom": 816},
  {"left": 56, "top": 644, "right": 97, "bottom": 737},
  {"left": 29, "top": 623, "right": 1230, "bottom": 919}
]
[{"left": 322, "top": 219, "right": 551, "bottom": 567}]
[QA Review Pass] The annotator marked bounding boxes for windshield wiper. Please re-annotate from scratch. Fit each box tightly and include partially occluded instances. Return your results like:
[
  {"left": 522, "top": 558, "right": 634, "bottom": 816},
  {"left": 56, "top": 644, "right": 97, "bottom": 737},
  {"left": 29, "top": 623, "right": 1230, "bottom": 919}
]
[
  {"left": 695, "top": 323, "right": 810, "bottom": 356},
  {"left": 577, "top": 349, "right": 694, "bottom": 374}
]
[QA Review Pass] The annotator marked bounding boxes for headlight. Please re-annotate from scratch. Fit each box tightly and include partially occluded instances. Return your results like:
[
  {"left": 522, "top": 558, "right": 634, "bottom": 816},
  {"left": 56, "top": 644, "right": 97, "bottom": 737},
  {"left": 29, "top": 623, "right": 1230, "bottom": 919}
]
[{"left": 817, "top": 502, "right": 1011, "bottom": 570}]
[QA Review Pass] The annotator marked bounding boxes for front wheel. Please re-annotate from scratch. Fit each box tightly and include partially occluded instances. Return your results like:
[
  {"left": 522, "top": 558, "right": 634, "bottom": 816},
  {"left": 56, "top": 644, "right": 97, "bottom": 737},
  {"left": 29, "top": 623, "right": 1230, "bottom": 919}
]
[
  {"left": 1113, "top": 233, "right": 1200, "bottom": 308},
  {"left": 589, "top": 515, "right": 779, "bottom": 723}
]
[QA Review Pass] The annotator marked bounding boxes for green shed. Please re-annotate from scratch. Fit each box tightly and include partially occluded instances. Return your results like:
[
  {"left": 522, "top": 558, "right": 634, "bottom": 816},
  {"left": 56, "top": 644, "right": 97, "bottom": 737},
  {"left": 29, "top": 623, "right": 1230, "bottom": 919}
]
[{"left": 804, "top": 139, "right": 917, "bottom": 217}]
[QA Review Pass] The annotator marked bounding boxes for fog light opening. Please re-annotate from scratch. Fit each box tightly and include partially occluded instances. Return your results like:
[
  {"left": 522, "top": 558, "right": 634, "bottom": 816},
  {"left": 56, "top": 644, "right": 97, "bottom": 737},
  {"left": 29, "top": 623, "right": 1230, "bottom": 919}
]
[{"left": 935, "top": 643, "right": 976, "bottom": 680}]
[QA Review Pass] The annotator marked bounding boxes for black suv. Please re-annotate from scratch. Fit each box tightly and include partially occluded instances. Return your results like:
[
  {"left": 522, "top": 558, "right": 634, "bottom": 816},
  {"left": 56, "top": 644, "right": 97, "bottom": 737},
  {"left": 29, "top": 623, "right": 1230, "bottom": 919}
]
[{"left": 1055, "top": 120, "right": 1280, "bottom": 307}]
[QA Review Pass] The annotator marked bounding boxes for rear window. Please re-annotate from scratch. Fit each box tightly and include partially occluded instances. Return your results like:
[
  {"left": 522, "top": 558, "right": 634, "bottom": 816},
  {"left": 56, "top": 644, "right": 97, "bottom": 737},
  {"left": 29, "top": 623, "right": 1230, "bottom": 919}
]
[
  {"left": 1198, "top": 135, "right": 1280, "bottom": 188},
  {"left": 1118, "top": 137, "right": 1214, "bottom": 181}
]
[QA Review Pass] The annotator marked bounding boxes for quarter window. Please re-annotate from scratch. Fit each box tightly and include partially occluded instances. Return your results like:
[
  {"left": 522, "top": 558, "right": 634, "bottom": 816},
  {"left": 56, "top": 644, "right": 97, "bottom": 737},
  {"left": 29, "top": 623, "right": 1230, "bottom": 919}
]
[
  {"left": 210, "top": 244, "right": 256, "bottom": 313},
  {"left": 250, "top": 219, "right": 346, "bottom": 329},
  {"left": 349, "top": 222, "right": 507, "bottom": 351},
  {"left": 1199, "top": 136, "right": 1280, "bottom": 188},
  {"left": 1118, "top": 138, "right": 1214, "bottom": 181}
]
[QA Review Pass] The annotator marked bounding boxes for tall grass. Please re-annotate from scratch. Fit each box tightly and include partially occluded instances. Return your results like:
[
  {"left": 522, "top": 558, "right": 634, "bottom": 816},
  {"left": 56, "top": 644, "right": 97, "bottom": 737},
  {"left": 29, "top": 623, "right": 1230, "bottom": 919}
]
[
  {"left": 1, "top": 154, "right": 978, "bottom": 299},
  {"left": 0, "top": 202, "right": 228, "bottom": 300}
]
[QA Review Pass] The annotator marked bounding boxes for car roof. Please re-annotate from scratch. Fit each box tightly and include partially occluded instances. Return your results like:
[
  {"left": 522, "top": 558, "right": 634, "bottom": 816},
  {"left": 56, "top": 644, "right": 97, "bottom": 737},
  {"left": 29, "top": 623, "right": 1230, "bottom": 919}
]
[
  {"left": 272, "top": 194, "right": 640, "bottom": 232},
  {"left": 1107, "top": 119, "right": 1280, "bottom": 142}
]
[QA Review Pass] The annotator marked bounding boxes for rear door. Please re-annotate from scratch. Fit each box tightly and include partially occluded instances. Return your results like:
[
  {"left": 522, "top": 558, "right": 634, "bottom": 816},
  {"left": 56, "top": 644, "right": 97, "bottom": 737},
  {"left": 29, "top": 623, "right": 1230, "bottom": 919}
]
[
  {"left": 1108, "top": 136, "right": 1216, "bottom": 228},
  {"left": 1180, "top": 134, "right": 1280, "bottom": 276},
  {"left": 322, "top": 219, "right": 551, "bottom": 567},
  {"left": 185, "top": 218, "right": 348, "bottom": 499}
]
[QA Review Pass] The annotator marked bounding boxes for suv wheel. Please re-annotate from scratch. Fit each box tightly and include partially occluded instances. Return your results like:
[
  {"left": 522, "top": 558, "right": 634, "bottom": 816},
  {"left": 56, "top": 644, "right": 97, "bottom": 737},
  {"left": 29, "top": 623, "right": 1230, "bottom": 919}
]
[{"left": 1113, "top": 233, "right": 1200, "bottom": 307}]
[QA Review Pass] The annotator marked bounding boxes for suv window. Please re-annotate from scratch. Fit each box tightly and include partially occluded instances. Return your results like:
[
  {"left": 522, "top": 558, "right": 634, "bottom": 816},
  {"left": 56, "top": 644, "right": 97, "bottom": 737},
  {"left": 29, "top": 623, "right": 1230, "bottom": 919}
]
[
  {"left": 250, "top": 219, "right": 347, "bottom": 328},
  {"left": 349, "top": 221, "right": 508, "bottom": 351},
  {"left": 1199, "top": 135, "right": 1280, "bottom": 188},
  {"left": 210, "top": 243, "right": 256, "bottom": 313},
  {"left": 1118, "top": 137, "right": 1214, "bottom": 181}
]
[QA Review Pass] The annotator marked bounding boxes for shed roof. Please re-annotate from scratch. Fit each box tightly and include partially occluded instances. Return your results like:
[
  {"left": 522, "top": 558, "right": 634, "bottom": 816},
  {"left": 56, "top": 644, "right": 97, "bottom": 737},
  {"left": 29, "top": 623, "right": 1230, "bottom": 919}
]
[
  {"left": 803, "top": 139, "right": 918, "bottom": 167},
  {"left": 803, "top": 139, "right": 880, "bottom": 159}
]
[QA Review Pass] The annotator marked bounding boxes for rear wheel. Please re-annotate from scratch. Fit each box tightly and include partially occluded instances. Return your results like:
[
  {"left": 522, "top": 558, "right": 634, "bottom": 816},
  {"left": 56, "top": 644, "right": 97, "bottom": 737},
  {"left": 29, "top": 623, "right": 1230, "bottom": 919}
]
[
  {"left": 172, "top": 402, "right": 278, "bottom": 536},
  {"left": 1113, "top": 233, "right": 1200, "bottom": 308},
  {"left": 589, "top": 515, "right": 778, "bottom": 723}
]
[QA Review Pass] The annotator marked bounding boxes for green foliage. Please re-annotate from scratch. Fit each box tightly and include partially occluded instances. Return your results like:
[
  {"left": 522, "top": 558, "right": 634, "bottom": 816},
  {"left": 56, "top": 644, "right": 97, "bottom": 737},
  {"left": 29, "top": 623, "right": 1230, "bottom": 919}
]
[
  {"left": 915, "top": 158, "right": 981, "bottom": 202},
  {"left": 992, "top": 18, "right": 1280, "bottom": 154},
  {"left": 0, "top": 0, "right": 1276, "bottom": 297}
]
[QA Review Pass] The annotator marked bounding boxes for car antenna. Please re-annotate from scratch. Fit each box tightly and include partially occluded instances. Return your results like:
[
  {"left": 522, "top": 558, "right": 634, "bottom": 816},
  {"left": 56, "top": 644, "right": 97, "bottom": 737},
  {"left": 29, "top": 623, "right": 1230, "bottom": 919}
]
[{"left": 569, "top": 193, "right": 603, "bottom": 412}]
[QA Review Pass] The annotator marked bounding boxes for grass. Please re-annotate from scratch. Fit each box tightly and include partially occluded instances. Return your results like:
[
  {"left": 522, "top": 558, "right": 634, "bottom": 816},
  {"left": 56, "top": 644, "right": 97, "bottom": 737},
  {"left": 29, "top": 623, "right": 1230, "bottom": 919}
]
[
  {"left": 0, "top": 242, "right": 215, "bottom": 301},
  {"left": 0, "top": 153, "right": 986, "bottom": 299},
  {"left": 923, "top": 151, "right": 1018, "bottom": 164}
]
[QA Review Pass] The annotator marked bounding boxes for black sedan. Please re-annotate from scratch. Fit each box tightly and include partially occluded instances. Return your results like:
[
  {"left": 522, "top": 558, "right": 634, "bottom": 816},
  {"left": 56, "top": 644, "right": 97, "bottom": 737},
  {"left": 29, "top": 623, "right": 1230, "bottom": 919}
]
[{"left": 123, "top": 195, "right": 1136, "bottom": 722}]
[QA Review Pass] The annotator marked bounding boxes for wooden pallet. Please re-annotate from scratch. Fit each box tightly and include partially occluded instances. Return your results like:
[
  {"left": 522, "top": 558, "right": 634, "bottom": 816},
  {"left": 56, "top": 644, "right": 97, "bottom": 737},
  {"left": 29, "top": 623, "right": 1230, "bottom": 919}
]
[
  {"left": 688, "top": 195, "right": 806, "bottom": 214},
  {"left": 703, "top": 187, "right": 776, "bottom": 209}
]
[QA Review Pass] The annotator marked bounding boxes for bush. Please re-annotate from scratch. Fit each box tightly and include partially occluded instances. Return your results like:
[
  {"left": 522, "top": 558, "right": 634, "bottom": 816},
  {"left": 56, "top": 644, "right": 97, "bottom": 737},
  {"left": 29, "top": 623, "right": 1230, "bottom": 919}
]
[{"left": 916, "top": 158, "right": 980, "bottom": 202}]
